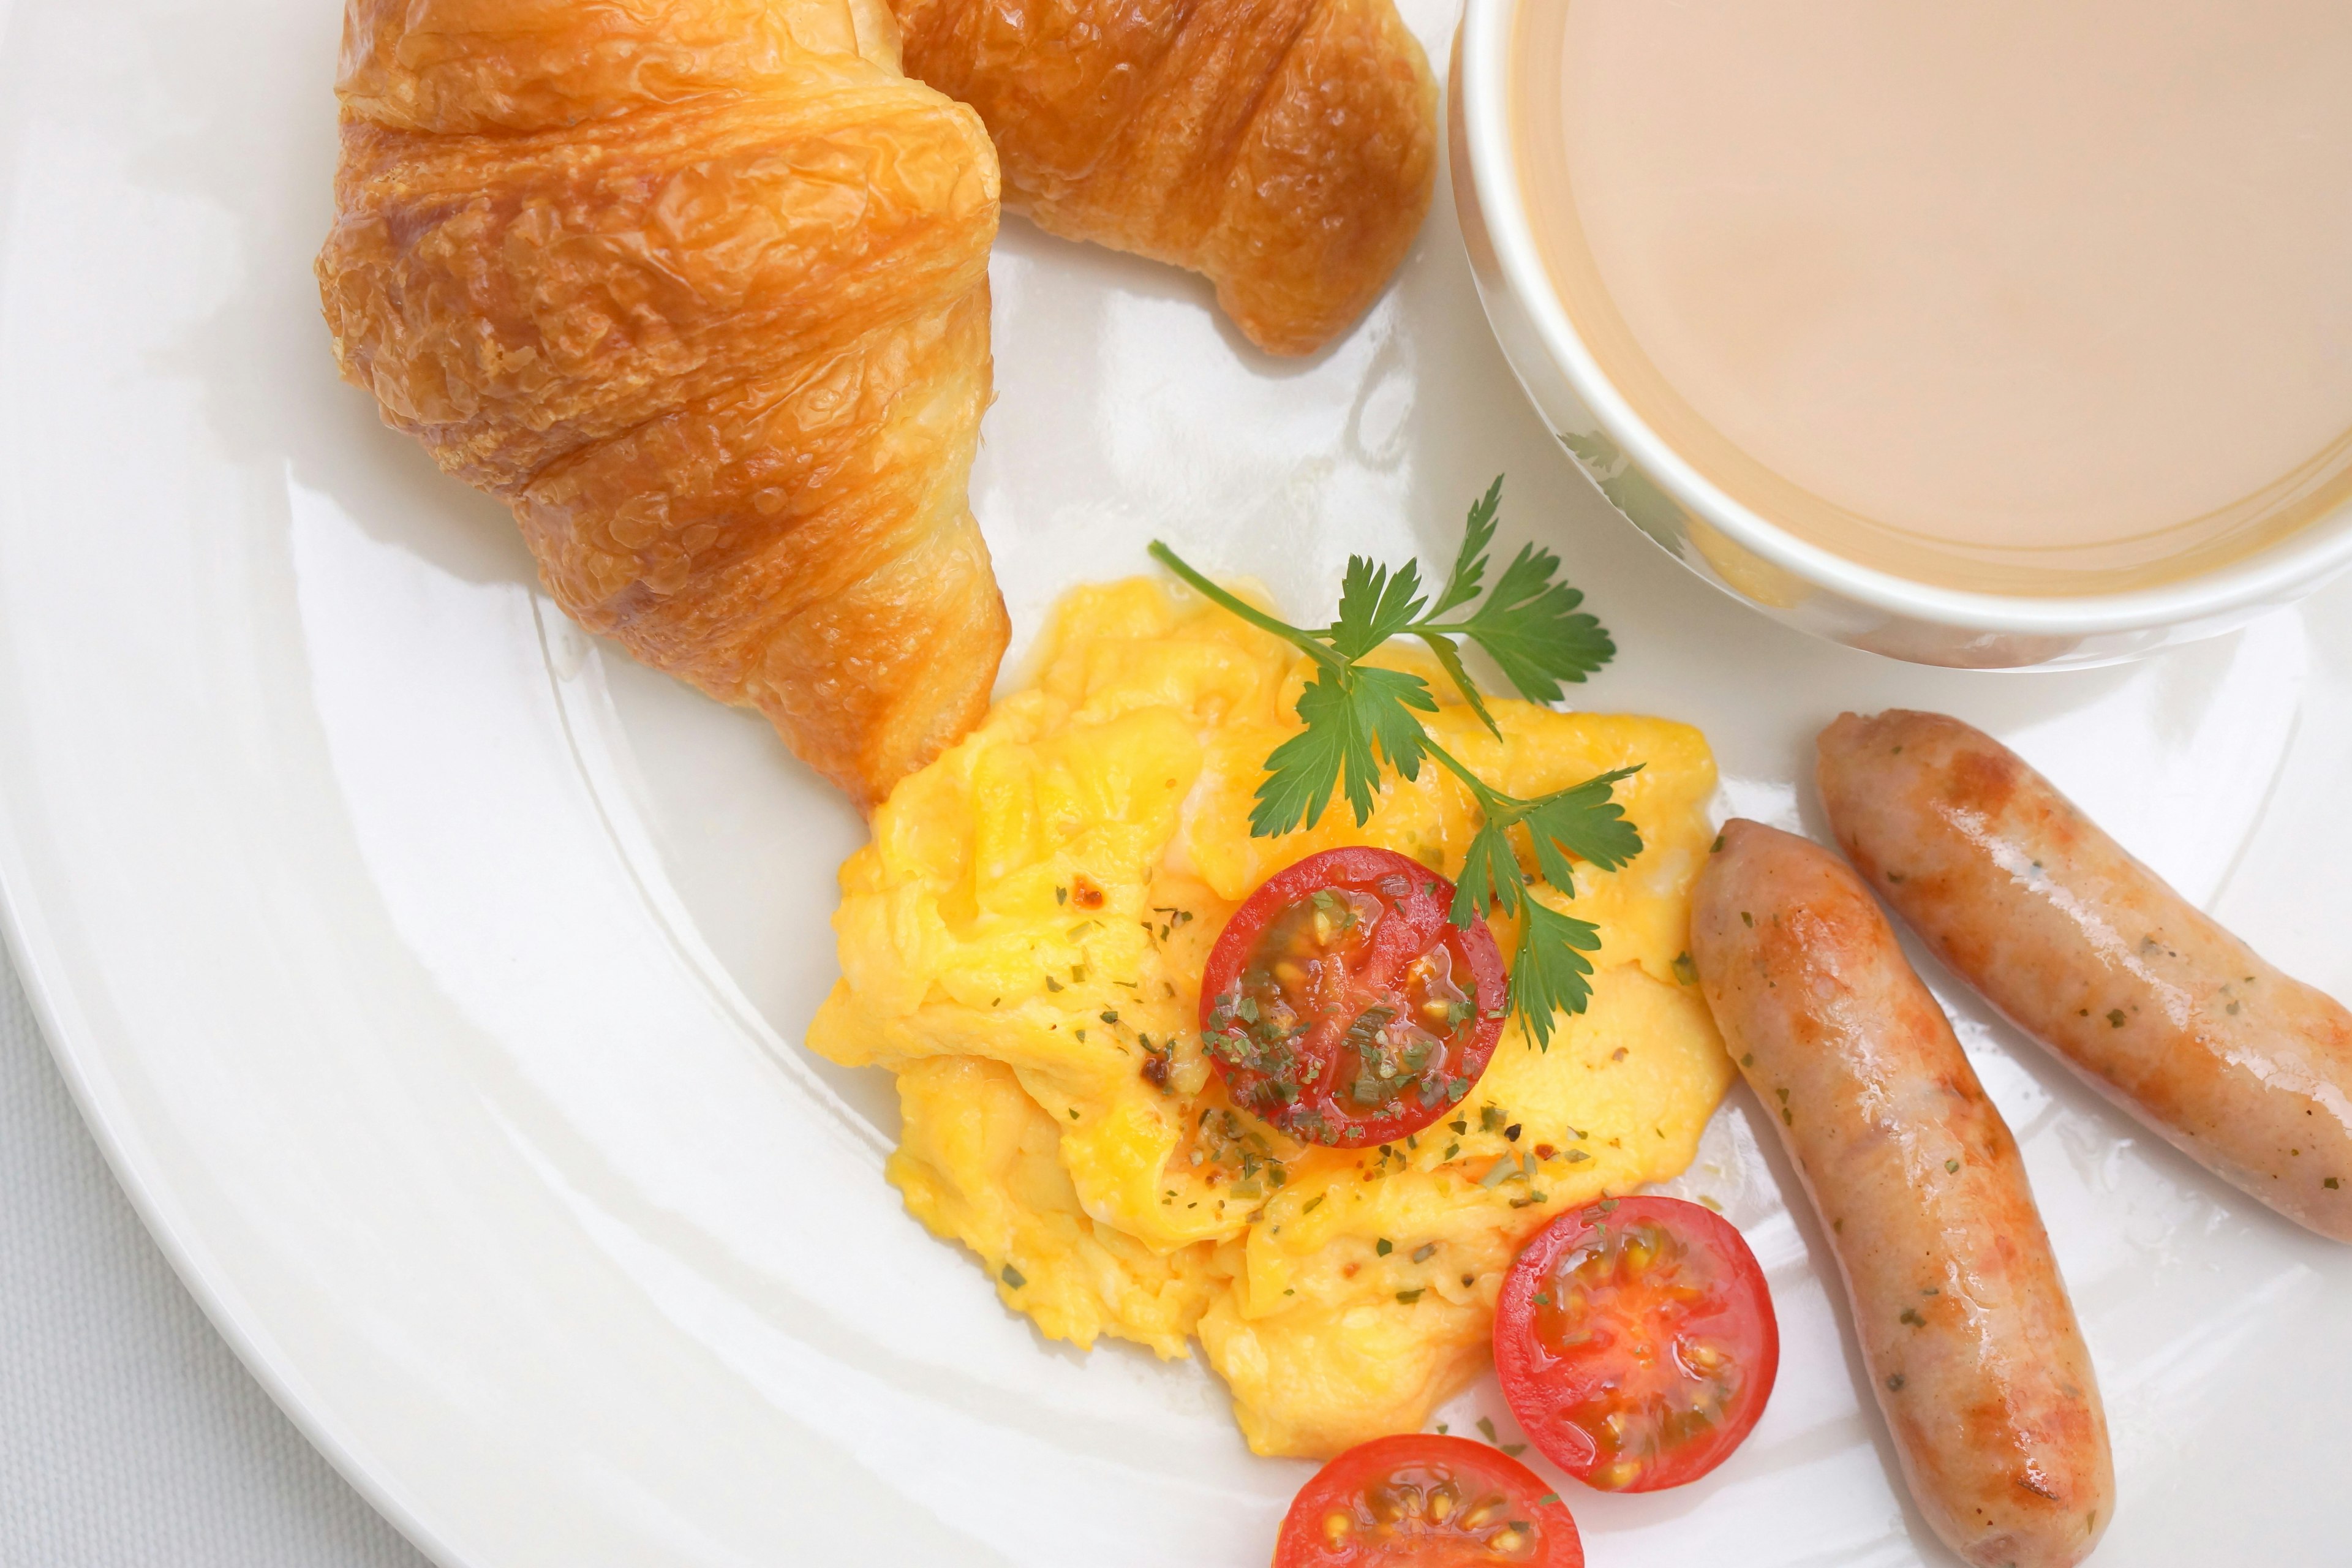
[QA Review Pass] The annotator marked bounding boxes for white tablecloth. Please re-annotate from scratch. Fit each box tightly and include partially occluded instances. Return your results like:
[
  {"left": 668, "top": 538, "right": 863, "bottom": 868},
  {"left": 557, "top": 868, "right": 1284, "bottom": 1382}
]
[{"left": 0, "top": 947, "right": 431, "bottom": 1568}]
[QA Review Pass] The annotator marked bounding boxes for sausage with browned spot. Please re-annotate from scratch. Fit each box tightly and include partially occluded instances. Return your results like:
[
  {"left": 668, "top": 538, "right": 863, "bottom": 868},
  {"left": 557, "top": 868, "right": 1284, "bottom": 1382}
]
[
  {"left": 1819, "top": 709, "right": 2352, "bottom": 1242},
  {"left": 1693, "top": 821, "right": 2112, "bottom": 1568}
]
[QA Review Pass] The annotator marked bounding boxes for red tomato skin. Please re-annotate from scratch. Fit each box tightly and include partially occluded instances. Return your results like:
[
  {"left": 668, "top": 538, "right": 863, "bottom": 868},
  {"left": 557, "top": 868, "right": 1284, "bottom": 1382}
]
[
  {"left": 1493, "top": 1196, "right": 1779, "bottom": 1493},
  {"left": 1272, "top": 1433, "right": 1586, "bottom": 1568},
  {"left": 1199, "top": 846, "right": 1508, "bottom": 1148}
]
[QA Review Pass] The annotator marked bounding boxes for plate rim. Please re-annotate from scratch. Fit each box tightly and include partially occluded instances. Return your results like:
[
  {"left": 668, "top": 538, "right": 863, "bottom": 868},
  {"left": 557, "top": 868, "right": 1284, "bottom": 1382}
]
[{"left": 0, "top": 826, "right": 470, "bottom": 1568}]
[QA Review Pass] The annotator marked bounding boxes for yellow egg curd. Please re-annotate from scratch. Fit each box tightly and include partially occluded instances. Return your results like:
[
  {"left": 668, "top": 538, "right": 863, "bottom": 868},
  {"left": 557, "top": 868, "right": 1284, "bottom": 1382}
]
[{"left": 807, "top": 578, "right": 1733, "bottom": 1458}]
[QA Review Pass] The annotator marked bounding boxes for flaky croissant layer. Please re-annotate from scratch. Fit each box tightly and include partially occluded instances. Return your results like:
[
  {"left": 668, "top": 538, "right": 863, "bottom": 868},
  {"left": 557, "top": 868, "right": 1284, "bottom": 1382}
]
[
  {"left": 320, "top": 0, "right": 1010, "bottom": 808},
  {"left": 891, "top": 0, "right": 1439, "bottom": 355}
]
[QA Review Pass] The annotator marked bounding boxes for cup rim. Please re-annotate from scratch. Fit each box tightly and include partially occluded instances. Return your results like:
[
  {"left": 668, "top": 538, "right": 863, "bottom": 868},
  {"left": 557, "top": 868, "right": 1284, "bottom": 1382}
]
[{"left": 1455, "top": 0, "right": 2352, "bottom": 637}]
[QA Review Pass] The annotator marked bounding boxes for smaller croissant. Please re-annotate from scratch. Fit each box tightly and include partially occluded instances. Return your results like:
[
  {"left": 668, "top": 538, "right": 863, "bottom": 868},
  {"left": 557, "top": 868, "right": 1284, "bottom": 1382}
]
[
  {"left": 890, "top": 0, "right": 1439, "bottom": 356},
  {"left": 318, "top": 0, "right": 1010, "bottom": 809}
]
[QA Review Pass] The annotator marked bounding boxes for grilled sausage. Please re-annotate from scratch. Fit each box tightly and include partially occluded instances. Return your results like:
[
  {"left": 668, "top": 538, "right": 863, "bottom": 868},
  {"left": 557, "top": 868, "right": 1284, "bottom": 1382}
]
[
  {"left": 1693, "top": 820, "right": 2113, "bottom": 1568},
  {"left": 1818, "top": 709, "right": 2352, "bottom": 1243}
]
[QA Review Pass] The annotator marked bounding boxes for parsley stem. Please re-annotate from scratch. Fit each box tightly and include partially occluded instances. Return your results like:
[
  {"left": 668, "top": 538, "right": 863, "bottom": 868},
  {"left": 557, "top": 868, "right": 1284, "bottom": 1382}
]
[
  {"left": 1421, "top": 737, "right": 1510, "bottom": 818},
  {"left": 1147, "top": 543, "right": 1345, "bottom": 672}
]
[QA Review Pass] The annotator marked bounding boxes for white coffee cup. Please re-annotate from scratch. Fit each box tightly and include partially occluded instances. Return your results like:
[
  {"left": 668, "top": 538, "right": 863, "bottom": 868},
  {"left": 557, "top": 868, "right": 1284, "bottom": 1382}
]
[{"left": 1449, "top": 0, "right": 2352, "bottom": 670}]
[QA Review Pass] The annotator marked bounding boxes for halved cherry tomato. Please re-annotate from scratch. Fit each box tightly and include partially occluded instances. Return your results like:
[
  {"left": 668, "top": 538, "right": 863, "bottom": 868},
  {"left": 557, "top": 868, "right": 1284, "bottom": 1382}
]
[
  {"left": 1273, "top": 1433, "right": 1585, "bottom": 1568},
  {"left": 1494, "top": 1196, "right": 1777, "bottom": 1493},
  {"left": 1200, "top": 846, "right": 1507, "bottom": 1148}
]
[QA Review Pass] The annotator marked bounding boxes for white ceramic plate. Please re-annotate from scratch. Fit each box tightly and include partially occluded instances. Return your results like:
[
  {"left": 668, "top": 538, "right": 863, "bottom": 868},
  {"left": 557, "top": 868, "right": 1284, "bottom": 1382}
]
[{"left": 2, "top": 1, "right": 2348, "bottom": 1563}]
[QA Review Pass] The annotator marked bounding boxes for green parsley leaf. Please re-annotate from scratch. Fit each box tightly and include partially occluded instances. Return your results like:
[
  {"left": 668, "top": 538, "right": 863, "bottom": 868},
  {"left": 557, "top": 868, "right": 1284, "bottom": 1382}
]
[
  {"left": 1251, "top": 665, "right": 1436, "bottom": 834},
  {"left": 1453, "top": 540, "right": 1615, "bottom": 703},
  {"left": 1520, "top": 766, "right": 1644, "bottom": 894},
  {"left": 1510, "top": 901, "right": 1605, "bottom": 1049},
  {"left": 1451, "top": 818, "right": 1525, "bottom": 925},
  {"left": 1416, "top": 478, "right": 1615, "bottom": 703},
  {"left": 1429, "top": 475, "right": 1504, "bottom": 619},
  {"left": 1441, "top": 760, "right": 1643, "bottom": 1033},
  {"left": 1246, "top": 679, "right": 1349, "bottom": 837},
  {"left": 1353, "top": 667, "right": 1440, "bottom": 787},
  {"left": 1330, "top": 555, "right": 1428, "bottom": 660}
]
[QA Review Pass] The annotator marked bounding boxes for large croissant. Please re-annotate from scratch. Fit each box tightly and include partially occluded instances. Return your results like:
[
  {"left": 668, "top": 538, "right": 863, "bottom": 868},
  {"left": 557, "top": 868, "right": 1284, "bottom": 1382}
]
[
  {"left": 889, "top": 0, "right": 1439, "bottom": 356},
  {"left": 318, "top": 0, "right": 1009, "bottom": 809}
]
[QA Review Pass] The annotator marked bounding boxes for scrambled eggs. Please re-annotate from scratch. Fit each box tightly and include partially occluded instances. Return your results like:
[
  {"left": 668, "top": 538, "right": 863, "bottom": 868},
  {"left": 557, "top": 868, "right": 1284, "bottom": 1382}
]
[{"left": 807, "top": 579, "right": 1732, "bottom": 1457}]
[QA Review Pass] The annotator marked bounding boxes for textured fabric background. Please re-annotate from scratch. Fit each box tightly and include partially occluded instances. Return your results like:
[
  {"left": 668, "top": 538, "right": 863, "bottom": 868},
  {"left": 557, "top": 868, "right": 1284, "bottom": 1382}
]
[{"left": 0, "top": 947, "right": 433, "bottom": 1568}]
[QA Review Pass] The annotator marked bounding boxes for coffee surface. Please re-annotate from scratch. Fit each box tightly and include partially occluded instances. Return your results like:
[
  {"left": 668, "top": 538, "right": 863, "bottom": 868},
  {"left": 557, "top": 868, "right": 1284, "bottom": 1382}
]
[{"left": 1517, "top": 0, "right": 2352, "bottom": 592}]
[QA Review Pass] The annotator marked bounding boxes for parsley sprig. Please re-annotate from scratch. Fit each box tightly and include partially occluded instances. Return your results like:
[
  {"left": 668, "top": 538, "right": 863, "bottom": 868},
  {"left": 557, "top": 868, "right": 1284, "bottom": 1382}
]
[{"left": 1148, "top": 478, "right": 1642, "bottom": 1046}]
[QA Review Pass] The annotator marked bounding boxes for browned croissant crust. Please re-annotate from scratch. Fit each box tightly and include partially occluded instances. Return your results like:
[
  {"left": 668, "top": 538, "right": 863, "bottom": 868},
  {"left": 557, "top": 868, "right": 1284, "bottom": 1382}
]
[
  {"left": 317, "top": 0, "right": 1010, "bottom": 809},
  {"left": 888, "top": 0, "right": 1438, "bottom": 356}
]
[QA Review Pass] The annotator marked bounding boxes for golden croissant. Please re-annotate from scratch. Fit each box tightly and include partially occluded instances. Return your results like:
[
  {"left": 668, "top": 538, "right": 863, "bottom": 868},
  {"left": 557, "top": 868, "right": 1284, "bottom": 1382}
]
[
  {"left": 317, "top": 0, "right": 1009, "bottom": 809},
  {"left": 889, "top": 0, "right": 1439, "bottom": 356}
]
